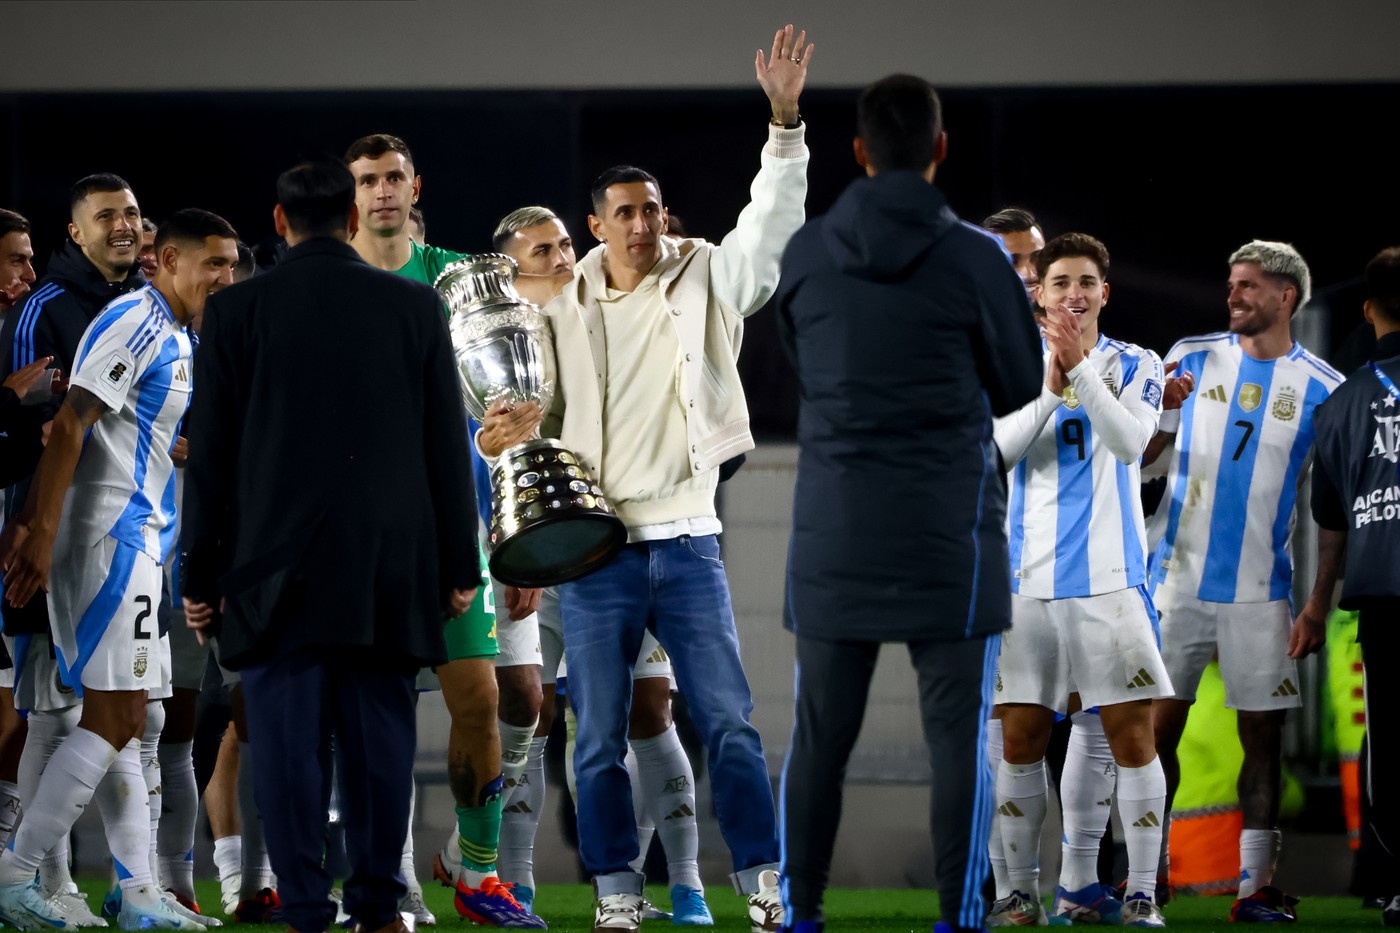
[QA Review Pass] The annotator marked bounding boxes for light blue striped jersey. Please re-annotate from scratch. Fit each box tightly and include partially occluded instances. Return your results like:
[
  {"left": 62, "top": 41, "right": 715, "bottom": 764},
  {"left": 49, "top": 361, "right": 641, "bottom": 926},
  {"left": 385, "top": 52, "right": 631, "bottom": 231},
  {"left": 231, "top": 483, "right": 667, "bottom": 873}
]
[
  {"left": 1147, "top": 333, "right": 1342, "bottom": 603},
  {"left": 1005, "top": 335, "right": 1164, "bottom": 598},
  {"left": 64, "top": 285, "right": 193, "bottom": 563}
]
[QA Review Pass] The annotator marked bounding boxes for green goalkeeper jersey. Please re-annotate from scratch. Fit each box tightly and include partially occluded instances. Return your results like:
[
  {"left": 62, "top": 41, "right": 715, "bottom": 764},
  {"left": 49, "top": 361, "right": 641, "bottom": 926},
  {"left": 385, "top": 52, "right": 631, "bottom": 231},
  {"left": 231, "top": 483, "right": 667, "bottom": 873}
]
[{"left": 395, "top": 240, "right": 466, "bottom": 290}]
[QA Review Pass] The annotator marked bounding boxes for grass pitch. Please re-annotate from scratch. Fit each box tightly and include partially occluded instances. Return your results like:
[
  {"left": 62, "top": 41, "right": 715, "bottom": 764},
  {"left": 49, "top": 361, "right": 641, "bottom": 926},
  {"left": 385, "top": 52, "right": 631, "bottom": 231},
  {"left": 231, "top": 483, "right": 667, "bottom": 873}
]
[{"left": 82, "top": 879, "right": 1383, "bottom": 932}]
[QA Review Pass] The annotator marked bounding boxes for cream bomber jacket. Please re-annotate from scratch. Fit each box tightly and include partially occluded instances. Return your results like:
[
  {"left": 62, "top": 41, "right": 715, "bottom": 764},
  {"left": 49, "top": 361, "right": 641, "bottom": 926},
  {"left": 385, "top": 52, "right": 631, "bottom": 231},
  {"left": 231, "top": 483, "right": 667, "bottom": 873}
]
[{"left": 535, "top": 123, "right": 810, "bottom": 485}]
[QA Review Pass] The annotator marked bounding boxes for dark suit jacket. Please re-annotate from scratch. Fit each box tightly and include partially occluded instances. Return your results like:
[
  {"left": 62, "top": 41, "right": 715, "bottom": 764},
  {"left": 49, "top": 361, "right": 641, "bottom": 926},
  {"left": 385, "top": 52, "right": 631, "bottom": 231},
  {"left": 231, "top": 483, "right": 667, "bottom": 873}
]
[{"left": 180, "top": 238, "right": 479, "bottom": 670}]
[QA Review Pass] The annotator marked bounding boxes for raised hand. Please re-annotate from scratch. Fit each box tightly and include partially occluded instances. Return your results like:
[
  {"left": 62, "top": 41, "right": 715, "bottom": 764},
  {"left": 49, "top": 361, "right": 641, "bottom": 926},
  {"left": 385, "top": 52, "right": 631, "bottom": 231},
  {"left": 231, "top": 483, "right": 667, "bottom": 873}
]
[
  {"left": 755, "top": 24, "right": 814, "bottom": 124},
  {"left": 3, "top": 355, "right": 54, "bottom": 399}
]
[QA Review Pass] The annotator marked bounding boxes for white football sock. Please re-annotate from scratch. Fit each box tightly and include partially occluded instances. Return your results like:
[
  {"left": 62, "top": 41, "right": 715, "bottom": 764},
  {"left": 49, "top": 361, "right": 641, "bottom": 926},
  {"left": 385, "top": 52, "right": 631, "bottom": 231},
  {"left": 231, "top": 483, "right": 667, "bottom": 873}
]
[
  {"left": 141, "top": 702, "right": 165, "bottom": 886},
  {"left": 0, "top": 780, "right": 21, "bottom": 850},
  {"left": 213, "top": 835, "right": 243, "bottom": 889},
  {"left": 632, "top": 725, "right": 701, "bottom": 892},
  {"left": 400, "top": 781, "right": 421, "bottom": 894},
  {"left": 625, "top": 744, "right": 654, "bottom": 874},
  {"left": 1238, "top": 828, "right": 1282, "bottom": 898},
  {"left": 499, "top": 718, "right": 536, "bottom": 784},
  {"left": 499, "top": 736, "right": 547, "bottom": 891},
  {"left": 40, "top": 834, "right": 76, "bottom": 898},
  {"left": 0, "top": 727, "right": 118, "bottom": 884},
  {"left": 95, "top": 739, "right": 156, "bottom": 891},
  {"left": 563, "top": 705, "right": 578, "bottom": 806},
  {"left": 985, "top": 718, "right": 1010, "bottom": 899},
  {"left": 1059, "top": 711, "right": 1116, "bottom": 893},
  {"left": 996, "top": 758, "right": 1048, "bottom": 900},
  {"left": 157, "top": 740, "right": 197, "bottom": 901},
  {"left": 237, "top": 741, "right": 273, "bottom": 897},
  {"left": 1116, "top": 757, "right": 1167, "bottom": 903}
]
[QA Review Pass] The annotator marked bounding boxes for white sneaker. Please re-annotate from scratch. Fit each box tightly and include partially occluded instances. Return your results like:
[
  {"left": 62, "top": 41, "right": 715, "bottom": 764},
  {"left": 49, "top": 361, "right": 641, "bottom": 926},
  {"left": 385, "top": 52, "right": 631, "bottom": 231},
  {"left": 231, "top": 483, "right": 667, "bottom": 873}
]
[
  {"left": 0, "top": 878, "right": 70, "bottom": 930},
  {"left": 593, "top": 892, "right": 643, "bottom": 933},
  {"left": 47, "top": 883, "right": 108, "bottom": 927},
  {"left": 330, "top": 888, "right": 351, "bottom": 926},
  {"left": 117, "top": 885, "right": 208, "bottom": 931},
  {"left": 163, "top": 893, "right": 220, "bottom": 928},
  {"left": 400, "top": 889, "right": 436, "bottom": 926},
  {"left": 746, "top": 870, "right": 784, "bottom": 933},
  {"left": 432, "top": 831, "right": 463, "bottom": 888}
]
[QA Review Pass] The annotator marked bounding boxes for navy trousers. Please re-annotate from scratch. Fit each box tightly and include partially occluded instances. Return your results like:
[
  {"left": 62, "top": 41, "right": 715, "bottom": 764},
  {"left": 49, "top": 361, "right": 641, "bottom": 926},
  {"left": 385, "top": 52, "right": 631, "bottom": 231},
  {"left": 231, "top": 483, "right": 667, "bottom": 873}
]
[{"left": 241, "top": 646, "right": 418, "bottom": 933}]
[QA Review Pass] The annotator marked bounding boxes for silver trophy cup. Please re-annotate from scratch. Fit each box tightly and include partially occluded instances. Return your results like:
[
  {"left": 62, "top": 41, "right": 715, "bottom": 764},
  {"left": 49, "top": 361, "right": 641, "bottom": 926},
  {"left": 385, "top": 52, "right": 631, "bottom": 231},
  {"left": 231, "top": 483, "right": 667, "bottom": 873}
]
[{"left": 435, "top": 254, "right": 625, "bottom": 587}]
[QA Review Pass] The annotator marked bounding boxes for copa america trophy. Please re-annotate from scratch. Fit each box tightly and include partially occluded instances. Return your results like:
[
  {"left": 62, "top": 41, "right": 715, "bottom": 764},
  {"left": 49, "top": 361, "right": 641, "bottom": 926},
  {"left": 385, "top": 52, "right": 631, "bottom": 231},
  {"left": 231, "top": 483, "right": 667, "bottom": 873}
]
[{"left": 435, "top": 254, "right": 626, "bottom": 588}]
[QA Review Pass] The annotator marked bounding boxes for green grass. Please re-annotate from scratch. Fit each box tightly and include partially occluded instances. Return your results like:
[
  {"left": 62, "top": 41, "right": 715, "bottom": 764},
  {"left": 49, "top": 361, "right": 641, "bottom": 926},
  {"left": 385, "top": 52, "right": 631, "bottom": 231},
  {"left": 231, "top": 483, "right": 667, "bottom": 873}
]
[{"left": 77, "top": 879, "right": 1384, "bottom": 932}]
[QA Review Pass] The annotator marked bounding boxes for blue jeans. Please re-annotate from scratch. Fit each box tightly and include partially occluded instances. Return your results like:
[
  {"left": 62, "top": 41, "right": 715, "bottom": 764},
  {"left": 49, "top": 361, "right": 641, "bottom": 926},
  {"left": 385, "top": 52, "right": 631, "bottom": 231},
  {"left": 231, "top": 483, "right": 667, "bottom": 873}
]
[{"left": 559, "top": 535, "right": 780, "bottom": 891}]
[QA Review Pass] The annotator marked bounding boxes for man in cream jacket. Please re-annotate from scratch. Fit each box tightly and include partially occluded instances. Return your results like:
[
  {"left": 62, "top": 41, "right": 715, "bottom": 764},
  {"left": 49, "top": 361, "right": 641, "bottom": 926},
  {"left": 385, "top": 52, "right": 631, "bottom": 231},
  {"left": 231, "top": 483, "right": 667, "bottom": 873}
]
[{"left": 479, "top": 24, "right": 812, "bottom": 933}]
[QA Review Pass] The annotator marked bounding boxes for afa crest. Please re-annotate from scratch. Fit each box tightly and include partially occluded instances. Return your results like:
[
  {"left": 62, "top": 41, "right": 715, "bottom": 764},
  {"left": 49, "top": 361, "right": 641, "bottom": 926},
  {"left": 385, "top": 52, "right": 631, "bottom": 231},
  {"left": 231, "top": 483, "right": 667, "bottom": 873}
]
[
  {"left": 1238, "top": 383, "right": 1263, "bottom": 412},
  {"left": 1272, "top": 387, "right": 1298, "bottom": 421},
  {"left": 134, "top": 648, "right": 149, "bottom": 678}
]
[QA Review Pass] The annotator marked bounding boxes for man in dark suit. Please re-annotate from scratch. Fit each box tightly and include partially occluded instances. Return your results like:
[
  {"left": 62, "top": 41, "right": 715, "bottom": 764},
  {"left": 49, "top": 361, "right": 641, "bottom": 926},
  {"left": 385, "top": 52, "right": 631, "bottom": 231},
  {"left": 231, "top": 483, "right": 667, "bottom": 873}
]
[
  {"left": 774, "top": 75, "right": 1043, "bottom": 933},
  {"left": 180, "top": 157, "right": 481, "bottom": 933}
]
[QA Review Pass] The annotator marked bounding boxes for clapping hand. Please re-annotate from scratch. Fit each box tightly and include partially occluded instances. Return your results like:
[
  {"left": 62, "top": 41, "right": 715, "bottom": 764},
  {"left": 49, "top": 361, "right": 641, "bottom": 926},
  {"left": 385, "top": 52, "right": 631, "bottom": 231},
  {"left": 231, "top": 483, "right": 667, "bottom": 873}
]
[
  {"left": 1040, "top": 304, "right": 1084, "bottom": 393},
  {"left": 1162, "top": 361, "right": 1196, "bottom": 411},
  {"left": 756, "top": 24, "right": 814, "bottom": 125}
]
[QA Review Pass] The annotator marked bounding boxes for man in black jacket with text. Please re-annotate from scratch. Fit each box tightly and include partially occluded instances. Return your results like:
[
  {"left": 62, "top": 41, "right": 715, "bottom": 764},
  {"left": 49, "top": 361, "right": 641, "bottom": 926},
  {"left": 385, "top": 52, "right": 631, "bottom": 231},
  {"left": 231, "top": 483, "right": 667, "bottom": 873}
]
[
  {"left": 181, "top": 157, "right": 481, "bottom": 933},
  {"left": 1310, "top": 246, "right": 1400, "bottom": 927},
  {"left": 774, "top": 74, "right": 1042, "bottom": 933}
]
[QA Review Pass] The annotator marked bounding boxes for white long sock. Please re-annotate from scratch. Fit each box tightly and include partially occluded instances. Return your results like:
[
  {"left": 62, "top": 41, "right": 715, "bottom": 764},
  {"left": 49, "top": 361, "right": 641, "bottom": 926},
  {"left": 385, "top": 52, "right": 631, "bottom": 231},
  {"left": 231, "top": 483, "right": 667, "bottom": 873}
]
[
  {"left": 625, "top": 745, "right": 654, "bottom": 873},
  {"left": 0, "top": 727, "right": 118, "bottom": 884},
  {"left": 499, "top": 718, "right": 536, "bottom": 785},
  {"left": 499, "top": 737, "right": 547, "bottom": 891},
  {"left": 0, "top": 780, "right": 21, "bottom": 850},
  {"left": 95, "top": 739, "right": 155, "bottom": 891},
  {"left": 1238, "top": 828, "right": 1282, "bottom": 898},
  {"left": 985, "top": 718, "right": 1009, "bottom": 899},
  {"left": 400, "top": 781, "right": 421, "bottom": 894},
  {"left": 157, "top": 740, "right": 197, "bottom": 901},
  {"left": 632, "top": 725, "right": 702, "bottom": 892},
  {"left": 19, "top": 707, "right": 81, "bottom": 897},
  {"left": 237, "top": 741, "right": 273, "bottom": 897},
  {"left": 563, "top": 706, "right": 578, "bottom": 806},
  {"left": 141, "top": 702, "right": 165, "bottom": 887},
  {"left": 1059, "top": 711, "right": 1116, "bottom": 892},
  {"left": 996, "top": 758, "right": 1048, "bottom": 900},
  {"left": 1116, "top": 757, "right": 1167, "bottom": 903}
]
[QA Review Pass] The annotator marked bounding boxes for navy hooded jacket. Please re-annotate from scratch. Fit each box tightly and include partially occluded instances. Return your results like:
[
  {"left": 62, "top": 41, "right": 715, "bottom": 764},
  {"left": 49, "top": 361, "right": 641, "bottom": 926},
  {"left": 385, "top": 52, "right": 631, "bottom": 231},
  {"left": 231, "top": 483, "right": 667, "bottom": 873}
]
[{"left": 775, "top": 171, "right": 1042, "bottom": 642}]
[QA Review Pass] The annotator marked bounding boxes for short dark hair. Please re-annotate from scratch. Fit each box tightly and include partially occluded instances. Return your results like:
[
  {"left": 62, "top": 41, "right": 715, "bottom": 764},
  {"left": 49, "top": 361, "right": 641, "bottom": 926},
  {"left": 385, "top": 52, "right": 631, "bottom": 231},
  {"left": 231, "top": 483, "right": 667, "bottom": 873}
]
[
  {"left": 856, "top": 74, "right": 943, "bottom": 173},
  {"left": 409, "top": 206, "right": 425, "bottom": 236},
  {"left": 153, "top": 208, "right": 238, "bottom": 255},
  {"left": 983, "top": 207, "right": 1040, "bottom": 236},
  {"left": 233, "top": 240, "right": 257, "bottom": 282},
  {"left": 70, "top": 173, "right": 134, "bottom": 212},
  {"left": 1035, "top": 232, "right": 1110, "bottom": 282},
  {"left": 141, "top": 217, "right": 158, "bottom": 234},
  {"left": 590, "top": 166, "right": 661, "bottom": 214},
  {"left": 277, "top": 156, "right": 356, "bottom": 238},
  {"left": 0, "top": 208, "right": 30, "bottom": 239},
  {"left": 1366, "top": 247, "right": 1400, "bottom": 323},
  {"left": 344, "top": 133, "right": 415, "bottom": 169}
]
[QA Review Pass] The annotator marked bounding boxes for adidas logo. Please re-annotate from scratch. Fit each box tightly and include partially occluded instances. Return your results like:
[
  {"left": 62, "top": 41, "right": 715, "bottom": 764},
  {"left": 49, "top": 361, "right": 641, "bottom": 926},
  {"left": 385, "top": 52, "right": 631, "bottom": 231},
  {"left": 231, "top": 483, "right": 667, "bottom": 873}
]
[
  {"left": 645, "top": 647, "right": 669, "bottom": 664},
  {"left": 1097, "top": 797, "right": 1114, "bottom": 807},
  {"left": 1272, "top": 678, "right": 1299, "bottom": 697},
  {"left": 1133, "top": 811, "right": 1161, "bottom": 828},
  {"left": 998, "top": 802, "right": 1024, "bottom": 818},
  {"left": 1127, "top": 669, "right": 1156, "bottom": 689},
  {"left": 503, "top": 801, "right": 533, "bottom": 814},
  {"left": 1203, "top": 384, "right": 1227, "bottom": 402},
  {"left": 664, "top": 804, "right": 694, "bottom": 821}
]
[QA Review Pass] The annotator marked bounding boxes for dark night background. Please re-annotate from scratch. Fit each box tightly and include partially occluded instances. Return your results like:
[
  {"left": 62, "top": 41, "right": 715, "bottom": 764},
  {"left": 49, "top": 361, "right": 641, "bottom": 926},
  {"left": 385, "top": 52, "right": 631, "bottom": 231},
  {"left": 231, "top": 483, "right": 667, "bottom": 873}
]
[{"left": 3, "top": 82, "right": 1394, "bottom": 436}]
